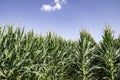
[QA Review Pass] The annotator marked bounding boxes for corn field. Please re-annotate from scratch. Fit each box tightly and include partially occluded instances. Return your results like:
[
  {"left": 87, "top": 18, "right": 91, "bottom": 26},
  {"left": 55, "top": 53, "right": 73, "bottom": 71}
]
[{"left": 0, "top": 25, "right": 120, "bottom": 80}]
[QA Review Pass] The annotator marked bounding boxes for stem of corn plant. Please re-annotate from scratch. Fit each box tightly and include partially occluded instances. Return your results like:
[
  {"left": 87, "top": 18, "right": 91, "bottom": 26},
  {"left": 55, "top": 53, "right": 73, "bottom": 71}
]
[
  {"left": 109, "top": 59, "right": 114, "bottom": 80},
  {"left": 109, "top": 48, "right": 114, "bottom": 80},
  {"left": 111, "top": 60, "right": 114, "bottom": 80},
  {"left": 111, "top": 64, "right": 114, "bottom": 80},
  {"left": 82, "top": 59, "right": 86, "bottom": 80}
]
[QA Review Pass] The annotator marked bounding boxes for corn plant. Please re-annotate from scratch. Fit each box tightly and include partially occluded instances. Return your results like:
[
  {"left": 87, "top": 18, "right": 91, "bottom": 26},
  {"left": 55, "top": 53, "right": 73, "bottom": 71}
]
[
  {"left": 77, "top": 30, "right": 96, "bottom": 80},
  {"left": 87, "top": 27, "right": 120, "bottom": 80},
  {"left": 0, "top": 25, "right": 120, "bottom": 80}
]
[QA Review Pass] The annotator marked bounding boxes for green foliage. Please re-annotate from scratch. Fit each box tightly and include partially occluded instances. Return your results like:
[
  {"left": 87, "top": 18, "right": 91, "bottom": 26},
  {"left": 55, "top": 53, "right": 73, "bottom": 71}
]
[{"left": 0, "top": 25, "right": 120, "bottom": 80}]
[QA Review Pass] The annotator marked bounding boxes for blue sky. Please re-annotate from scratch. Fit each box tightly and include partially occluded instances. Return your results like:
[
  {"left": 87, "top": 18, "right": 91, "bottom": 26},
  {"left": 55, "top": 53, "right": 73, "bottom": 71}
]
[{"left": 0, "top": 0, "right": 120, "bottom": 42}]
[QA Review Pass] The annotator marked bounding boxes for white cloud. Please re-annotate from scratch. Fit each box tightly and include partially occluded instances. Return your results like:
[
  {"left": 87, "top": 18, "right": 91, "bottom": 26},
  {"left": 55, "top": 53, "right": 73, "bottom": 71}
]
[
  {"left": 54, "top": 0, "right": 60, "bottom": 3},
  {"left": 53, "top": 3, "right": 62, "bottom": 10},
  {"left": 41, "top": 0, "right": 66, "bottom": 12},
  {"left": 41, "top": 5, "right": 53, "bottom": 11},
  {"left": 54, "top": 0, "right": 66, "bottom": 4}
]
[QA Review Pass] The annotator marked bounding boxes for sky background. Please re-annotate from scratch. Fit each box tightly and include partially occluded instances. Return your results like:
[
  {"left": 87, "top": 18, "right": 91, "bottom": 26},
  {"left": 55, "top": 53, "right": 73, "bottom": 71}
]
[{"left": 0, "top": 0, "right": 120, "bottom": 42}]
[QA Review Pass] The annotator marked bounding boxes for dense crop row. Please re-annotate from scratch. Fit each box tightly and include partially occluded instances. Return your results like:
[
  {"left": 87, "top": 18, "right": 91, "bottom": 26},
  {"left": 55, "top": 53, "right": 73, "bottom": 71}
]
[{"left": 0, "top": 25, "right": 120, "bottom": 80}]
